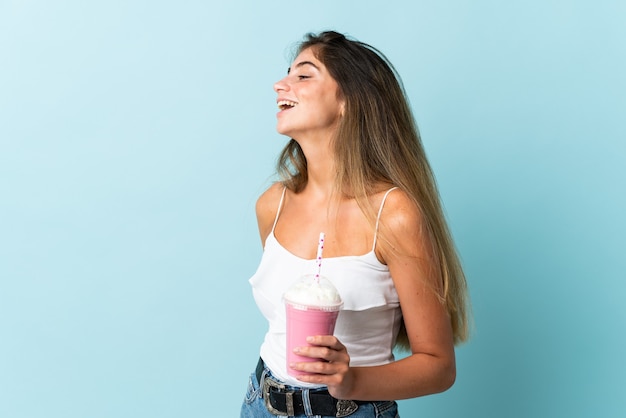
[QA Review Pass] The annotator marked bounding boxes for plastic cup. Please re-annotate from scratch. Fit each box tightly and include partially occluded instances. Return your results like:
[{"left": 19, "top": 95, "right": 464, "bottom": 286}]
[{"left": 283, "top": 275, "right": 343, "bottom": 377}]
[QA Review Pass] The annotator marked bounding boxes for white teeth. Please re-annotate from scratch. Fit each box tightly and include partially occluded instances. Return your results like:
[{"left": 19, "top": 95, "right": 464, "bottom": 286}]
[{"left": 277, "top": 100, "right": 297, "bottom": 110}]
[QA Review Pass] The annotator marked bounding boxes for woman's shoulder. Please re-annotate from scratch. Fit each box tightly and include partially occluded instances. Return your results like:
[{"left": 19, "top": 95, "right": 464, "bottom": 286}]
[
  {"left": 379, "top": 187, "right": 421, "bottom": 224},
  {"left": 256, "top": 182, "right": 285, "bottom": 213},
  {"left": 376, "top": 187, "right": 427, "bottom": 256},
  {"left": 255, "top": 182, "right": 286, "bottom": 240}
]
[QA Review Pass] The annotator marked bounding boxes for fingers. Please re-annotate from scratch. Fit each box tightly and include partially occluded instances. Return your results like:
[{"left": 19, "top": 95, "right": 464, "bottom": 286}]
[
  {"left": 290, "top": 335, "right": 349, "bottom": 376},
  {"left": 289, "top": 335, "right": 353, "bottom": 396},
  {"left": 293, "top": 336, "right": 346, "bottom": 362},
  {"left": 292, "top": 356, "right": 352, "bottom": 395},
  {"left": 291, "top": 357, "right": 350, "bottom": 386},
  {"left": 306, "top": 335, "right": 345, "bottom": 351}
]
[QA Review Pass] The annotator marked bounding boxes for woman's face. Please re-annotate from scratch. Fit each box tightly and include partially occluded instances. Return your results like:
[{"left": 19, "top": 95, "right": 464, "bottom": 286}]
[{"left": 273, "top": 47, "right": 344, "bottom": 141}]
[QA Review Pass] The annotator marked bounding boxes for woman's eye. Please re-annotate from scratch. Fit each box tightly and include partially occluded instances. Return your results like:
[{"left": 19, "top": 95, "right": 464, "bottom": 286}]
[{"left": 298, "top": 75, "right": 311, "bottom": 80}]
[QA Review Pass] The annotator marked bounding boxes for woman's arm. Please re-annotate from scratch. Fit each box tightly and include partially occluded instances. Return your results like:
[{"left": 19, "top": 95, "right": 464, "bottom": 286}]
[{"left": 293, "top": 190, "right": 456, "bottom": 400}]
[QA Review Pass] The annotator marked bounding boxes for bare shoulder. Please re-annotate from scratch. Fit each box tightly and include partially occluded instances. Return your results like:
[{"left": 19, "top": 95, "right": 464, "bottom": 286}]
[
  {"left": 376, "top": 188, "right": 430, "bottom": 261},
  {"left": 379, "top": 188, "right": 423, "bottom": 231},
  {"left": 255, "top": 182, "right": 285, "bottom": 244}
]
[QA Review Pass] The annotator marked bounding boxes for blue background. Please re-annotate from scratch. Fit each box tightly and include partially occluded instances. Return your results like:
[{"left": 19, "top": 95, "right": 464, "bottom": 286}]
[{"left": 1, "top": 1, "right": 624, "bottom": 417}]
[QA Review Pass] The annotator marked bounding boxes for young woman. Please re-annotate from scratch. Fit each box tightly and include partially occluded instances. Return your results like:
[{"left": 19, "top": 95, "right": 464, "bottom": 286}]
[{"left": 241, "top": 30, "right": 470, "bottom": 418}]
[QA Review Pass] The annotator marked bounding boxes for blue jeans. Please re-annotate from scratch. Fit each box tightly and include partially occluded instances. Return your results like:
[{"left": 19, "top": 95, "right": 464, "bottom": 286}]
[{"left": 240, "top": 367, "right": 399, "bottom": 418}]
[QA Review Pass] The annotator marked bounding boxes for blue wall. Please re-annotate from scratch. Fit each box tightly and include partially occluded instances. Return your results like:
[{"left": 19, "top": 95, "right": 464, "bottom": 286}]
[{"left": 1, "top": 1, "right": 624, "bottom": 417}]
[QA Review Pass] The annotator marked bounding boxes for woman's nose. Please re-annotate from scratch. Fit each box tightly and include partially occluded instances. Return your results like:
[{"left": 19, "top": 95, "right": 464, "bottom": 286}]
[{"left": 273, "top": 77, "right": 289, "bottom": 92}]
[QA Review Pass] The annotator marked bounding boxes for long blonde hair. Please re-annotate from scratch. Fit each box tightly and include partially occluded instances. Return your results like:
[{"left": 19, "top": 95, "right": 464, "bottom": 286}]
[{"left": 277, "top": 31, "right": 470, "bottom": 346}]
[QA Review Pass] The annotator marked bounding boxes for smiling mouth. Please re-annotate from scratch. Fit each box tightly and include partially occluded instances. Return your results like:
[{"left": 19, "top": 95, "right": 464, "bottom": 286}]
[{"left": 277, "top": 100, "right": 297, "bottom": 111}]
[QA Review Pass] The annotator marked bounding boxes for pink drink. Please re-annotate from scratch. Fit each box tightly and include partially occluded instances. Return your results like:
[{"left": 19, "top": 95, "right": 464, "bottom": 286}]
[{"left": 284, "top": 275, "right": 343, "bottom": 377}]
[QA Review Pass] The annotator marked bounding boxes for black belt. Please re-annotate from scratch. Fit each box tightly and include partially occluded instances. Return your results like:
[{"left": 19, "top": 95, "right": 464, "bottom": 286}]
[{"left": 255, "top": 358, "right": 363, "bottom": 417}]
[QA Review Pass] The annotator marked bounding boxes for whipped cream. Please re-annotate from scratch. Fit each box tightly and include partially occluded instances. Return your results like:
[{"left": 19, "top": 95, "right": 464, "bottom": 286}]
[{"left": 283, "top": 275, "right": 342, "bottom": 309}]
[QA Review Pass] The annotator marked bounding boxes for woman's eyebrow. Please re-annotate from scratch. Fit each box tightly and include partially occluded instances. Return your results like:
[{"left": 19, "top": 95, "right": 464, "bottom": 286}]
[{"left": 287, "top": 61, "right": 320, "bottom": 74}]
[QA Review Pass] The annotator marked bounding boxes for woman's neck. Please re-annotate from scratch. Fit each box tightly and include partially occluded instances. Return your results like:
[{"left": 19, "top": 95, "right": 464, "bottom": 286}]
[{"left": 296, "top": 134, "right": 338, "bottom": 198}]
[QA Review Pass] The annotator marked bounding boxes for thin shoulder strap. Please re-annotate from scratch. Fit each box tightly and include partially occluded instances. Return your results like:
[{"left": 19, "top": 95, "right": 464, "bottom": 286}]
[
  {"left": 372, "top": 187, "right": 399, "bottom": 251},
  {"left": 271, "top": 187, "right": 287, "bottom": 233}
]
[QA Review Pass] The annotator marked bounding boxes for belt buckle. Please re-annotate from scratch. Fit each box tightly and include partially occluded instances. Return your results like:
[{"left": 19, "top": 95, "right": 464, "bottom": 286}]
[
  {"left": 261, "top": 375, "right": 294, "bottom": 416},
  {"left": 336, "top": 399, "right": 359, "bottom": 417}
]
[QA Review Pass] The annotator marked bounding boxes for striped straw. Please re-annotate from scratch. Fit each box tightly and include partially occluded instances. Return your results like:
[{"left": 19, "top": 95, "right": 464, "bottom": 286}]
[{"left": 315, "top": 232, "right": 325, "bottom": 282}]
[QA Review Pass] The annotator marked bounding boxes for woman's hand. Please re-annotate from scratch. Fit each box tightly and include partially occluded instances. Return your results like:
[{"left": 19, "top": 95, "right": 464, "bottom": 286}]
[{"left": 290, "top": 335, "right": 355, "bottom": 399}]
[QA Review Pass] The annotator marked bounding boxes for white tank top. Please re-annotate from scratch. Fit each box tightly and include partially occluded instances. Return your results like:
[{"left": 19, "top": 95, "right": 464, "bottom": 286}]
[{"left": 249, "top": 187, "right": 402, "bottom": 387}]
